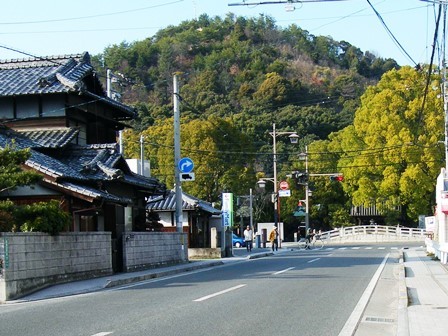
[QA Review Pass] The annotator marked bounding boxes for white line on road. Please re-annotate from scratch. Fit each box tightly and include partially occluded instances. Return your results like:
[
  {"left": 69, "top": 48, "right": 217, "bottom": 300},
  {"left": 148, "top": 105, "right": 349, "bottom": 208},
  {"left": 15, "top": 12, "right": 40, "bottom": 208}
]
[
  {"left": 365, "top": 247, "right": 373, "bottom": 250},
  {"left": 307, "top": 258, "right": 321, "bottom": 263},
  {"left": 338, "top": 253, "right": 389, "bottom": 336},
  {"left": 273, "top": 267, "right": 295, "bottom": 275},
  {"left": 352, "top": 247, "right": 361, "bottom": 250},
  {"left": 194, "top": 284, "right": 247, "bottom": 302},
  {"left": 378, "top": 247, "right": 386, "bottom": 250},
  {"left": 91, "top": 333, "right": 113, "bottom": 336}
]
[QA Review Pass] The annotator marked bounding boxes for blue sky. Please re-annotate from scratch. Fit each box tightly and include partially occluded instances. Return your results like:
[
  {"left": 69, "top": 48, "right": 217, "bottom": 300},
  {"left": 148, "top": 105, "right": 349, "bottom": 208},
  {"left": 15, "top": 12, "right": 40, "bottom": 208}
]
[{"left": 0, "top": 0, "right": 440, "bottom": 66}]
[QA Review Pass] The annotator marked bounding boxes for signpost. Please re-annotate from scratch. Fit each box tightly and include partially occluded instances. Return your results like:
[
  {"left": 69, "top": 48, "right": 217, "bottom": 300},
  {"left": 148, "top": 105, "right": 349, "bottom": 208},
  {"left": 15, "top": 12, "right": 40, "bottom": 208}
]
[
  {"left": 279, "top": 180, "right": 289, "bottom": 190},
  {"left": 178, "top": 157, "right": 195, "bottom": 181}
]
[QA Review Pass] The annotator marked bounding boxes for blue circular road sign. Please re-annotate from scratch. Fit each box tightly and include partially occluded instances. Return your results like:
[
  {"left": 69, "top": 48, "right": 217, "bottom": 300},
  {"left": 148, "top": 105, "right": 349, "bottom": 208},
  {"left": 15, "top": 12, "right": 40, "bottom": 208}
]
[{"left": 178, "top": 157, "right": 194, "bottom": 173}]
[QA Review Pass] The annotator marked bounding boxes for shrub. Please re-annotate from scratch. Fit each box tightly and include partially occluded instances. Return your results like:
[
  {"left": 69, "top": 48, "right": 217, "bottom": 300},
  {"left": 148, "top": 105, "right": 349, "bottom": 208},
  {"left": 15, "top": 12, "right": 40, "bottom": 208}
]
[{"left": 16, "top": 200, "right": 71, "bottom": 235}]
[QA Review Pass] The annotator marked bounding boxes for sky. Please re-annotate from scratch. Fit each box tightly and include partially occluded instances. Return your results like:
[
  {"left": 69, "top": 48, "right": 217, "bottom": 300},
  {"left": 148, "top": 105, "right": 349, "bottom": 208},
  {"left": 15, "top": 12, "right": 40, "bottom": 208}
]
[{"left": 0, "top": 0, "right": 442, "bottom": 67}]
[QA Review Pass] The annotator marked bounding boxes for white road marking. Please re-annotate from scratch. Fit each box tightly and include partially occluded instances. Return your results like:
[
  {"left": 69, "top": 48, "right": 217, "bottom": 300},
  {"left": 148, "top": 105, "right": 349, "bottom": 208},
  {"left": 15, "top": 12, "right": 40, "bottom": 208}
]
[
  {"left": 307, "top": 258, "right": 321, "bottom": 263},
  {"left": 339, "top": 247, "right": 347, "bottom": 250},
  {"left": 273, "top": 267, "right": 295, "bottom": 275},
  {"left": 92, "top": 333, "right": 113, "bottom": 336},
  {"left": 365, "top": 247, "right": 373, "bottom": 250},
  {"left": 338, "top": 254, "right": 389, "bottom": 336},
  {"left": 352, "top": 247, "right": 361, "bottom": 250},
  {"left": 194, "top": 284, "right": 246, "bottom": 302},
  {"left": 378, "top": 247, "right": 386, "bottom": 250}
]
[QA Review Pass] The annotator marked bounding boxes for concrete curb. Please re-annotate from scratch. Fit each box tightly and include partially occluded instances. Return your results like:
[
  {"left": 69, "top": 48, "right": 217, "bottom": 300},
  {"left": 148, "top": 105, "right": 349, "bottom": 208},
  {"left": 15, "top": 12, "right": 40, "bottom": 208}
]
[
  {"left": 104, "top": 261, "right": 224, "bottom": 289},
  {"left": 397, "top": 250, "right": 409, "bottom": 336}
]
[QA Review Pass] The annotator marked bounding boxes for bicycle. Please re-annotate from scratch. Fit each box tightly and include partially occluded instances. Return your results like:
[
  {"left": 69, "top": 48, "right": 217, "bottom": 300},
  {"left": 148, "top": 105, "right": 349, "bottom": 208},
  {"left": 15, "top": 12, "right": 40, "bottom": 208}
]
[{"left": 304, "top": 235, "right": 326, "bottom": 250}]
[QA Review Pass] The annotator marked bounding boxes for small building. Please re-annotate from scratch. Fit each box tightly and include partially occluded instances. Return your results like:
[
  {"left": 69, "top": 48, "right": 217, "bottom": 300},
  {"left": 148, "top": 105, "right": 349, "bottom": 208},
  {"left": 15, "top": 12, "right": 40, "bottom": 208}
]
[{"left": 146, "top": 191, "right": 222, "bottom": 248}]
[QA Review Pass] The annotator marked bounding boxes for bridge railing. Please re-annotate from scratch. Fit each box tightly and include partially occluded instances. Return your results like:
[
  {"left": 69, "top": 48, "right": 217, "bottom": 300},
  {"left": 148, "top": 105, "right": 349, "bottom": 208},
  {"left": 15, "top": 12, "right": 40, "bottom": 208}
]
[{"left": 319, "top": 225, "right": 426, "bottom": 241}]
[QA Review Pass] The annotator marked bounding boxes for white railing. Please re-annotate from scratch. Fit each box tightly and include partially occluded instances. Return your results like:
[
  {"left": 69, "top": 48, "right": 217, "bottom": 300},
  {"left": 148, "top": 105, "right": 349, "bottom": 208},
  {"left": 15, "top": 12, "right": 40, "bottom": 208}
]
[{"left": 319, "top": 225, "right": 427, "bottom": 242}]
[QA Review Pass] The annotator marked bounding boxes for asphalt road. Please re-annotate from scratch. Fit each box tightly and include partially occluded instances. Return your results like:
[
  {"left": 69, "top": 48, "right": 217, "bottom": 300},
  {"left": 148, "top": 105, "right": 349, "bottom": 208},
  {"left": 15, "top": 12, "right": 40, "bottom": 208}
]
[{"left": 0, "top": 244, "right": 404, "bottom": 336}]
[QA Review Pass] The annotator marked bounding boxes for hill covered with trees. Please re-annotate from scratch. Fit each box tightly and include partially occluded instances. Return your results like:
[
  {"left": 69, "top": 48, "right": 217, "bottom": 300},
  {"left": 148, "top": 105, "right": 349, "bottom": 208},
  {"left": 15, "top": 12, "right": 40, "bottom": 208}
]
[{"left": 90, "top": 13, "right": 441, "bottom": 230}]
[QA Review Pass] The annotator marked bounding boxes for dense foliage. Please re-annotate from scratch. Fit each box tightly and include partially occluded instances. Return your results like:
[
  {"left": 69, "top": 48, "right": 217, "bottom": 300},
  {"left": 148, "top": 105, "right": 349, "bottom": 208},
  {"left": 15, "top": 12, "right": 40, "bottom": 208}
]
[
  {"left": 0, "top": 147, "right": 71, "bottom": 234},
  {"left": 93, "top": 14, "right": 446, "bottom": 230}
]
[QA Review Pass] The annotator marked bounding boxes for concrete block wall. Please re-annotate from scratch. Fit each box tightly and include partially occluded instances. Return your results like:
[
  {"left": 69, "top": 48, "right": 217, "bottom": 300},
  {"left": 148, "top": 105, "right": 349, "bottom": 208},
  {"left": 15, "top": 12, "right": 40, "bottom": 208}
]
[
  {"left": 0, "top": 232, "right": 112, "bottom": 302},
  {"left": 122, "top": 232, "right": 188, "bottom": 272}
]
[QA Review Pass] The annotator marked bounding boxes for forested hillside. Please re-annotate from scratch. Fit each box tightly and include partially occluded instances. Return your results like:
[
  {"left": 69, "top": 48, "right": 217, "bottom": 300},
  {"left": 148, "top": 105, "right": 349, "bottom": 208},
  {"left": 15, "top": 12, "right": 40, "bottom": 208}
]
[{"left": 91, "top": 13, "right": 409, "bottom": 230}]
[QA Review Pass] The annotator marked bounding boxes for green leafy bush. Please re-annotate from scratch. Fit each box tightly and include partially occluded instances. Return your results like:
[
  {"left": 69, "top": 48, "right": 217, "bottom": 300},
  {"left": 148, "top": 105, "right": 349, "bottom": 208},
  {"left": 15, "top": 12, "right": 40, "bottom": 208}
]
[
  {"left": 11, "top": 200, "right": 71, "bottom": 235},
  {"left": 0, "top": 200, "right": 16, "bottom": 232}
]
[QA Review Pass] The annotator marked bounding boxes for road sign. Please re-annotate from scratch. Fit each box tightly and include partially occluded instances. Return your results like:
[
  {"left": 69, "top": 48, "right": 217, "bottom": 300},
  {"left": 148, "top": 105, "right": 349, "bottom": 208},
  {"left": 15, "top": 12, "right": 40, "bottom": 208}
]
[
  {"left": 178, "top": 157, "right": 194, "bottom": 173},
  {"left": 278, "top": 190, "right": 291, "bottom": 197},
  {"left": 279, "top": 180, "right": 289, "bottom": 190},
  {"left": 180, "top": 172, "right": 195, "bottom": 181},
  {"left": 222, "top": 210, "right": 231, "bottom": 227}
]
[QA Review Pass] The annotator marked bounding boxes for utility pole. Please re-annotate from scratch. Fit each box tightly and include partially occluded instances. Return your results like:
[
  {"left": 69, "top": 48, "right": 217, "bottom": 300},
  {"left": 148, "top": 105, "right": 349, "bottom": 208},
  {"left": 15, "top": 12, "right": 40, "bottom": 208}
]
[{"left": 173, "top": 73, "right": 183, "bottom": 233}]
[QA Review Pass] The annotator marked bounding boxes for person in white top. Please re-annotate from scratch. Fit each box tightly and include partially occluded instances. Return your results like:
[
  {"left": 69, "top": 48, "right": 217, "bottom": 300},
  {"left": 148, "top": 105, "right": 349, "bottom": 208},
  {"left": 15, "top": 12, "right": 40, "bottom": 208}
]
[{"left": 243, "top": 225, "right": 253, "bottom": 252}]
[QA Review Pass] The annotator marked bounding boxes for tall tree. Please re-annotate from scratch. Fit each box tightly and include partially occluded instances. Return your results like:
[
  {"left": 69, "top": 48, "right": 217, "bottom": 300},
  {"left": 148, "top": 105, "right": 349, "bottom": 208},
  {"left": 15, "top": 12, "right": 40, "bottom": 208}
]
[
  {"left": 329, "top": 66, "right": 444, "bottom": 224},
  {"left": 123, "top": 115, "right": 257, "bottom": 203}
]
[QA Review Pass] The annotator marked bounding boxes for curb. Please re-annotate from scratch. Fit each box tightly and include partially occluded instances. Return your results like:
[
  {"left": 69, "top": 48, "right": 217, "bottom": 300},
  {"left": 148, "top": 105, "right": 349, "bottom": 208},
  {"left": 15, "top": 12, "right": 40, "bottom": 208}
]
[
  {"left": 104, "top": 261, "right": 224, "bottom": 289},
  {"left": 397, "top": 250, "right": 409, "bottom": 336}
]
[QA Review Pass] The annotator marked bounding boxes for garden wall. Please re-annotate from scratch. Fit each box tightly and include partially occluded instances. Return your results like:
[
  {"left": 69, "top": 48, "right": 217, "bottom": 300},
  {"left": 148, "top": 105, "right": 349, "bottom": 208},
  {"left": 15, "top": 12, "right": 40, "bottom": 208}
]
[
  {"left": 122, "top": 232, "right": 188, "bottom": 272},
  {"left": 0, "top": 232, "right": 112, "bottom": 302}
]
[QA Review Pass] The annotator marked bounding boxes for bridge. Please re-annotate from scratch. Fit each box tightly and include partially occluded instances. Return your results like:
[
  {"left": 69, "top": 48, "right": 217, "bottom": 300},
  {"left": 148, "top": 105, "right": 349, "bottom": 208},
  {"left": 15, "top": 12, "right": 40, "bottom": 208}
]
[{"left": 319, "top": 225, "right": 427, "bottom": 243}]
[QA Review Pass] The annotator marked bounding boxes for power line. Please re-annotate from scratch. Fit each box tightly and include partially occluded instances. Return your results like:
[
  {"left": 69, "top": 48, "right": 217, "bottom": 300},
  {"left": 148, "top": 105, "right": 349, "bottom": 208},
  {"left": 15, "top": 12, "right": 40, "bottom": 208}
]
[{"left": 0, "top": 1, "right": 184, "bottom": 25}]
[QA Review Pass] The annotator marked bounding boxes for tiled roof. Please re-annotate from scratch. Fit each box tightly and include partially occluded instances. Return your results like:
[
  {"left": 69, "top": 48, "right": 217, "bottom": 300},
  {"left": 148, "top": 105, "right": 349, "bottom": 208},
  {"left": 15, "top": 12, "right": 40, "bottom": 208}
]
[
  {"left": 0, "top": 125, "right": 41, "bottom": 149},
  {"left": 17, "top": 128, "right": 79, "bottom": 148},
  {"left": 0, "top": 52, "right": 135, "bottom": 117},
  {"left": 0, "top": 126, "right": 167, "bottom": 204},
  {"left": 147, "top": 191, "right": 221, "bottom": 215},
  {"left": 45, "top": 180, "right": 132, "bottom": 205},
  {"left": 0, "top": 53, "right": 92, "bottom": 96}
]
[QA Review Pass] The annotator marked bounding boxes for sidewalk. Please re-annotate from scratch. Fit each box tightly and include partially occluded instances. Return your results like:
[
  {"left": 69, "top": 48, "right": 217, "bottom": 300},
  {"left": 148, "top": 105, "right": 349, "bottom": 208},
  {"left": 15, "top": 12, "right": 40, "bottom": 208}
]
[
  {"left": 5, "top": 243, "right": 448, "bottom": 336},
  {"left": 403, "top": 247, "right": 448, "bottom": 336}
]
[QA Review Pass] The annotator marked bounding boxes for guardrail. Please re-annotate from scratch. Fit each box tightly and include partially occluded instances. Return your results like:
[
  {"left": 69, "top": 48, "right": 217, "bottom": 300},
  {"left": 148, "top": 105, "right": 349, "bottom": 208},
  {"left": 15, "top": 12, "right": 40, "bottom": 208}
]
[{"left": 318, "top": 225, "right": 427, "bottom": 242}]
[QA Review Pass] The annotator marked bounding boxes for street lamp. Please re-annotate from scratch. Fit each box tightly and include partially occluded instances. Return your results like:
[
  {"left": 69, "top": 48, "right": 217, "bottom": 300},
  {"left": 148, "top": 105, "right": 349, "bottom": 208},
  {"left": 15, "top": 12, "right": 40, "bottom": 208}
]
[
  {"left": 299, "top": 146, "right": 310, "bottom": 231},
  {"left": 259, "top": 123, "right": 298, "bottom": 248}
]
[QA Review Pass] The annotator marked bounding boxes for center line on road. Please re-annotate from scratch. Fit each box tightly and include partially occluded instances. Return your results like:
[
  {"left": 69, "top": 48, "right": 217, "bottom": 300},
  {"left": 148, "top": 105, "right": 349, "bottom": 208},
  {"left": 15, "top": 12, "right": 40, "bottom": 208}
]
[
  {"left": 91, "top": 333, "right": 113, "bottom": 336},
  {"left": 194, "top": 284, "right": 246, "bottom": 302},
  {"left": 307, "top": 258, "right": 321, "bottom": 263},
  {"left": 273, "top": 267, "right": 295, "bottom": 275}
]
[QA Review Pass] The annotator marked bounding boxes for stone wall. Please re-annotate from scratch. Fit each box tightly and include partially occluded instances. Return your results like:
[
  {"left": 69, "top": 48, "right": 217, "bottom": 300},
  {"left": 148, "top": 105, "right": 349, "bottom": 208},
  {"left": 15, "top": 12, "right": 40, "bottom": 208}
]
[
  {"left": 122, "top": 232, "right": 188, "bottom": 272},
  {"left": 0, "top": 232, "right": 112, "bottom": 302}
]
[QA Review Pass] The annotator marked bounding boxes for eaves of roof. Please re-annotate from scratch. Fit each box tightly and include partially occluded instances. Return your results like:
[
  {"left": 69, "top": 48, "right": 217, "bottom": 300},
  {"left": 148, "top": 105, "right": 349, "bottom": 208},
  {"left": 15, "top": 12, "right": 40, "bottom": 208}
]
[
  {"left": 147, "top": 191, "right": 221, "bottom": 215},
  {"left": 43, "top": 180, "right": 132, "bottom": 205}
]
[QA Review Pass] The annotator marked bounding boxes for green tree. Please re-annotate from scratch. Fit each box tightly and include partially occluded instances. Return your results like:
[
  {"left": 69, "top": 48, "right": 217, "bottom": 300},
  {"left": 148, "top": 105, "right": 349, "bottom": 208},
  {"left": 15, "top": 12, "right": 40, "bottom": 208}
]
[
  {"left": 0, "top": 147, "right": 70, "bottom": 233},
  {"left": 123, "top": 115, "right": 257, "bottom": 203},
  {"left": 0, "top": 146, "right": 42, "bottom": 193},
  {"left": 329, "top": 66, "right": 444, "bottom": 225}
]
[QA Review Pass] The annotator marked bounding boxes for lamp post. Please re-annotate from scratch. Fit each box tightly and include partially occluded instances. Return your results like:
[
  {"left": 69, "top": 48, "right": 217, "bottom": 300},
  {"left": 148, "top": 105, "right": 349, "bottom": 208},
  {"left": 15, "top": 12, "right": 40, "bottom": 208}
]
[
  {"left": 258, "top": 123, "right": 298, "bottom": 248},
  {"left": 299, "top": 146, "right": 310, "bottom": 231}
]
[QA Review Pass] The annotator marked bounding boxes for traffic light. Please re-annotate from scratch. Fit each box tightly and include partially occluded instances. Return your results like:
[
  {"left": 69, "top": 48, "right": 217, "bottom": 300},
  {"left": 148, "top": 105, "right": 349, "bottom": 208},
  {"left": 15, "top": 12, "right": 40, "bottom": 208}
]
[
  {"left": 330, "top": 175, "right": 344, "bottom": 182},
  {"left": 294, "top": 171, "right": 308, "bottom": 185}
]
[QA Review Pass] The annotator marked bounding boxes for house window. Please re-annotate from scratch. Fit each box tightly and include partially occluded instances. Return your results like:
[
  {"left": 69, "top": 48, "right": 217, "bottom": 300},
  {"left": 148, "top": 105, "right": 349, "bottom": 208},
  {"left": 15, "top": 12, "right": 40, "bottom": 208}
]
[
  {"left": 79, "top": 215, "right": 97, "bottom": 231},
  {"left": 16, "top": 96, "right": 39, "bottom": 119},
  {"left": 42, "top": 95, "right": 65, "bottom": 117},
  {"left": 0, "top": 97, "right": 14, "bottom": 119}
]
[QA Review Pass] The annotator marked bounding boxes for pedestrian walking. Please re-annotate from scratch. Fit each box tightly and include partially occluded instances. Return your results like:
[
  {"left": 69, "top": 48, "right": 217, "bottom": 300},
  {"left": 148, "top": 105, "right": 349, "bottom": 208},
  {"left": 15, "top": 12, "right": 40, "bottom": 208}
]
[
  {"left": 243, "top": 225, "right": 253, "bottom": 252},
  {"left": 269, "top": 226, "right": 279, "bottom": 251}
]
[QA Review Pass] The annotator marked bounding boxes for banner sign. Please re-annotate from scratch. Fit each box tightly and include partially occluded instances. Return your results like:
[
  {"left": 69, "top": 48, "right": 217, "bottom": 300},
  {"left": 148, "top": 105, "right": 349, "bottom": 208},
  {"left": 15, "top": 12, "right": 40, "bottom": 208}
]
[{"left": 222, "top": 193, "right": 234, "bottom": 227}]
